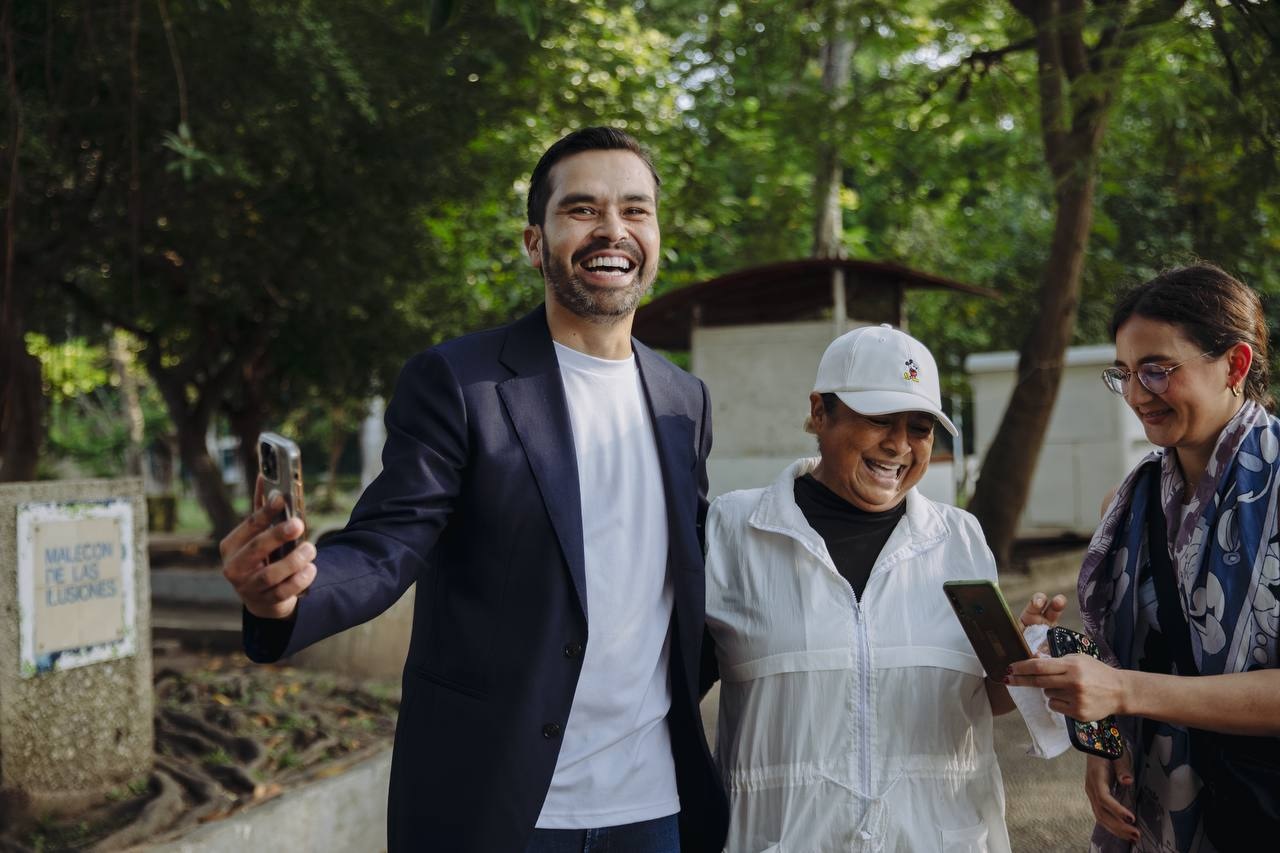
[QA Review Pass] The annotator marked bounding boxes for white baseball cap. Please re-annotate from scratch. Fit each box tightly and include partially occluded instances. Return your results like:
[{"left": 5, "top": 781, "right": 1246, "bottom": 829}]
[{"left": 813, "top": 324, "right": 958, "bottom": 436}]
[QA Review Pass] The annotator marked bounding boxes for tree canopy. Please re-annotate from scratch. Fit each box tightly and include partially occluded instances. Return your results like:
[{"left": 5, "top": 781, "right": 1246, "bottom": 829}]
[{"left": 5, "top": 0, "right": 1277, "bottom": 539}]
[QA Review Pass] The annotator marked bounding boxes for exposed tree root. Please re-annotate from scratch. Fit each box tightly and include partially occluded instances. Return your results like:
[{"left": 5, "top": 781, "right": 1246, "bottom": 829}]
[
  {"left": 0, "top": 652, "right": 398, "bottom": 852},
  {"left": 88, "top": 770, "right": 184, "bottom": 851}
]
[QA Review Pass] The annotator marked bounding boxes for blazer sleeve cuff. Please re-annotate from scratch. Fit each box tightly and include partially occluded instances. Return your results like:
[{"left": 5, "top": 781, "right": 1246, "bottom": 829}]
[{"left": 242, "top": 607, "right": 298, "bottom": 663}]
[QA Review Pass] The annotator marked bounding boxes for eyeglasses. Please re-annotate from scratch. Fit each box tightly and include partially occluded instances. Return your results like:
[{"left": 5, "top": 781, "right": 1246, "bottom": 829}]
[{"left": 1101, "top": 351, "right": 1214, "bottom": 396}]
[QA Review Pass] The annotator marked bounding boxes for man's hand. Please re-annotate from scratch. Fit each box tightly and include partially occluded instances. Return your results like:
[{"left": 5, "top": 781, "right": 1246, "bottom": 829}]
[{"left": 219, "top": 481, "right": 316, "bottom": 620}]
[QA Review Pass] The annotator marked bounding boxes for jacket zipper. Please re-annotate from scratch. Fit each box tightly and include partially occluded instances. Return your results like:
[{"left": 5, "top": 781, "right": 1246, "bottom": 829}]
[{"left": 848, "top": 582, "right": 872, "bottom": 812}]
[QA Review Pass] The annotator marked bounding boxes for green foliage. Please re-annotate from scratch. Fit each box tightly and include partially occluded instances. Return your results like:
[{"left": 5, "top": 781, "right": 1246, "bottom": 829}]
[
  {"left": 13, "top": 0, "right": 1280, "bottom": 516},
  {"left": 652, "top": 0, "right": 1278, "bottom": 394},
  {"left": 202, "top": 748, "right": 234, "bottom": 767},
  {"left": 25, "top": 335, "right": 111, "bottom": 402},
  {"left": 26, "top": 334, "right": 169, "bottom": 477}
]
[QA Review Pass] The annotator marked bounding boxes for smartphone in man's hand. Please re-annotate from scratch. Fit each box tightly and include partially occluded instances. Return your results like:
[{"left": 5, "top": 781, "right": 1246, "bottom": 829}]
[
  {"left": 258, "top": 432, "right": 306, "bottom": 563},
  {"left": 943, "top": 579, "right": 1033, "bottom": 677}
]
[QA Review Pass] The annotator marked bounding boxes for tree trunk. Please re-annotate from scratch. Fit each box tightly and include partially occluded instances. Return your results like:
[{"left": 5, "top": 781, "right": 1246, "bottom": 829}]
[
  {"left": 811, "top": 1, "right": 853, "bottom": 259},
  {"left": 109, "top": 329, "right": 145, "bottom": 477},
  {"left": 173, "top": 413, "right": 237, "bottom": 538},
  {"left": 147, "top": 358, "right": 238, "bottom": 538},
  {"left": 967, "top": 170, "right": 1097, "bottom": 568},
  {"left": 227, "top": 403, "right": 264, "bottom": 504},
  {"left": 0, "top": 339, "right": 43, "bottom": 482},
  {"left": 0, "top": 0, "right": 39, "bottom": 482},
  {"left": 221, "top": 352, "right": 272, "bottom": 501},
  {"left": 968, "top": 0, "right": 1152, "bottom": 569},
  {"left": 152, "top": 431, "right": 176, "bottom": 493},
  {"left": 324, "top": 405, "right": 348, "bottom": 510}
]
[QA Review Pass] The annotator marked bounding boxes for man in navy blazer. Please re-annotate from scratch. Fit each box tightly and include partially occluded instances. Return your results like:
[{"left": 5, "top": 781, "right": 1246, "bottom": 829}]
[{"left": 219, "top": 127, "right": 728, "bottom": 852}]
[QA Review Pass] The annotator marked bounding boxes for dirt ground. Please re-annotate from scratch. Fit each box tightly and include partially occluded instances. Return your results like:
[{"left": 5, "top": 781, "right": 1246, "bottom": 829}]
[{"left": 0, "top": 645, "right": 399, "bottom": 853}]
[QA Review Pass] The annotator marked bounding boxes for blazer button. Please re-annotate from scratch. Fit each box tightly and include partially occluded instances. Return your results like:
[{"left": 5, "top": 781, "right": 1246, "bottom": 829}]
[
  {"left": 542, "top": 723, "right": 562, "bottom": 739},
  {"left": 563, "top": 642, "right": 583, "bottom": 658}
]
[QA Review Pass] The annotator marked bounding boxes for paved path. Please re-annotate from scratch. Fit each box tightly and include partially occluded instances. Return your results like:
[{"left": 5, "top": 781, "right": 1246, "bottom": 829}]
[{"left": 699, "top": 555, "right": 1097, "bottom": 851}]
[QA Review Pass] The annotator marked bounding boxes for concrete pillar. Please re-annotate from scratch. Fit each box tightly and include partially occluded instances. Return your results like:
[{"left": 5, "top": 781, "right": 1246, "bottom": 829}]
[{"left": 0, "top": 479, "right": 153, "bottom": 816}]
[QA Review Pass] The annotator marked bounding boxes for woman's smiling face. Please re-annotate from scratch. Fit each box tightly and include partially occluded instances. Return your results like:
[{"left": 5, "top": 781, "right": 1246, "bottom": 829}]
[
  {"left": 809, "top": 394, "right": 934, "bottom": 513},
  {"left": 1113, "top": 315, "right": 1241, "bottom": 455}
]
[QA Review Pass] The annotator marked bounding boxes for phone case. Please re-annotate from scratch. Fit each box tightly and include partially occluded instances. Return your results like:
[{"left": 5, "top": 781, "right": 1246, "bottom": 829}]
[
  {"left": 259, "top": 432, "right": 306, "bottom": 563},
  {"left": 1047, "top": 626, "right": 1124, "bottom": 760}
]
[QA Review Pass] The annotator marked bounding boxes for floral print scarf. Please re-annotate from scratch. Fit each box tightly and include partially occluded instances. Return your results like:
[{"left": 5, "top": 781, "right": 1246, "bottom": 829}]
[{"left": 1079, "top": 400, "right": 1280, "bottom": 852}]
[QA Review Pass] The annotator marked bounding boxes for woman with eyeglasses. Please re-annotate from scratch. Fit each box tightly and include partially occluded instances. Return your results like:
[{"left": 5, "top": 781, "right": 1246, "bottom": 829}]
[{"left": 1007, "top": 264, "right": 1280, "bottom": 852}]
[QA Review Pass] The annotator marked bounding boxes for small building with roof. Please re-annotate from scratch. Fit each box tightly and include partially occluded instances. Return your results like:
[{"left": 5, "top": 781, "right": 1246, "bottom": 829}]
[{"left": 632, "top": 258, "right": 997, "bottom": 504}]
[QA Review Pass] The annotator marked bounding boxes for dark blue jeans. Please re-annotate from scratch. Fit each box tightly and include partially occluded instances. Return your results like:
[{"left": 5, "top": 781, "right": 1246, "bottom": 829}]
[{"left": 523, "top": 813, "right": 680, "bottom": 853}]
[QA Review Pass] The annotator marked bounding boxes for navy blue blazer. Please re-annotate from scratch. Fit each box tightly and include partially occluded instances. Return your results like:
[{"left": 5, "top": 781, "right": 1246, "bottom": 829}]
[{"left": 245, "top": 305, "right": 729, "bottom": 852}]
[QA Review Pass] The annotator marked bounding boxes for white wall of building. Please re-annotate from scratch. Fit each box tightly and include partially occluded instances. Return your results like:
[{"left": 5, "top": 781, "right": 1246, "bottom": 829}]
[
  {"left": 966, "top": 344, "right": 1155, "bottom": 537},
  {"left": 360, "top": 396, "right": 387, "bottom": 490},
  {"left": 693, "top": 320, "right": 958, "bottom": 504}
]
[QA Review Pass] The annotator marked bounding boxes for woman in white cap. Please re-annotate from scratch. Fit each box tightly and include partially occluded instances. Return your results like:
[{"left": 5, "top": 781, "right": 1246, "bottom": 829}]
[{"left": 704, "top": 324, "right": 1068, "bottom": 852}]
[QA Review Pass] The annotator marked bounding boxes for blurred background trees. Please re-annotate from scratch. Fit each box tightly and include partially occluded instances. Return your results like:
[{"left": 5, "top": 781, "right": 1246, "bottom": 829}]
[{"left": 4, "top": 0, "right": 1277, "bottom": 554}]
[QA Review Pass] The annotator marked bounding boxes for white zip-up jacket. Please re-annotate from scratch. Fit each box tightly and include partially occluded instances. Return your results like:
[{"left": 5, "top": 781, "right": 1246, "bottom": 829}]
[{"left": 706, "top": 459, "right": 1066, "bottom": 853}]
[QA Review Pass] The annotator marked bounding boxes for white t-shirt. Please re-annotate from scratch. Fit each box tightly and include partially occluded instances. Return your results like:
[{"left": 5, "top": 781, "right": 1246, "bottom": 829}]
[{"left": 535, "top": 342, "right": 679, "bottom": 828}]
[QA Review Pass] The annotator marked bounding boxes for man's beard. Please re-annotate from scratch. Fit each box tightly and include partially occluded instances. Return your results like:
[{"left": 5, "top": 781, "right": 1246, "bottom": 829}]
[{"left": 542, "top": 241, "right": 655, "bottom": 324}]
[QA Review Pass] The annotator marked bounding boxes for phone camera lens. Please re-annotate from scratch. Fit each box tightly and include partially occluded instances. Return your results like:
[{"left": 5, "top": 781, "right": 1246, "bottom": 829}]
[
  {"left": 973, "top": 604, "right": 985, "bottom": 615},
  {"left": 261, "top": 443, "right": 278, "bottom": 480}
]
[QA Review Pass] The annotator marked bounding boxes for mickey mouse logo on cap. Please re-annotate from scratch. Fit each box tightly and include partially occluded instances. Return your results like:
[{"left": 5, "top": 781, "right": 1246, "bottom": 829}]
[{"left": 903, "top": 359, "right": 920, "bottom": 383}]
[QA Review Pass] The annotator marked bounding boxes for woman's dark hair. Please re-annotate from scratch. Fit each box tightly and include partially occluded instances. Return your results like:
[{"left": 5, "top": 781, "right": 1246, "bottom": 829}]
[
  {"left": 802, "top": 393, "right": 841, "bottom": 434},
  {"left": 1110, "top": 263, "right": 1273, "bottom": 410},
  {"left": 525, "top": 127, "right": 660, "bottom": 227}
]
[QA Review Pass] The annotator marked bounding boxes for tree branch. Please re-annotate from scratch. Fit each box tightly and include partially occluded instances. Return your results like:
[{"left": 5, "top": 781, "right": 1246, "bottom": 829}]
[
  {"left": 1099, "top": 0, "right": 1187, "bottom": 72},
  {"left": 1228, "top": 0, "right": 1280, "bottom": 53},
  {"left": 1058, "top": 0, "right": 1090, "bottom": 81},
  {"left": 1012, "top": 0, "right": 1070, "bottom": 171},
  {"left": 3, "top": 0, "right": 23, "bottom": 332},
  {"left": 1206, "top": 2, "right": 1244, "bottom": 99},
  {"left": 156, "top": 0, "right": 189, "bottom": 128},
  {"left": 923, "top": 35, "right": 1036, "bottom": 103},
  {"left": 58, "top": 277, "right": 155, "bottom": 341}
]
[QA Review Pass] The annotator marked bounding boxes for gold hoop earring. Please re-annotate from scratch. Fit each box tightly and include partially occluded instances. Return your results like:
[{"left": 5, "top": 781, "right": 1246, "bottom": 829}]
[{"left": 1231, "top": 384, "right": 1243, "bottom": 398}]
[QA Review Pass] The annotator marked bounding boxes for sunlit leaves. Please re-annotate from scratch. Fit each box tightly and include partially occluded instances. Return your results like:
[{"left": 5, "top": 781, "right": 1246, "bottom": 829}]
[{"left": 26, "top": 335, "right": 111, "bottom": 401}]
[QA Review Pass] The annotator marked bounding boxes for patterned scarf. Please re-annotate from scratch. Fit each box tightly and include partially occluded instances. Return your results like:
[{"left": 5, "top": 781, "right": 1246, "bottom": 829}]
[
  {"left": 1080, "top": 399, "right": 1280, "bottom": 675},
  {"left": 1079, "top": 400, "right": 1280, "bottom": 851}
]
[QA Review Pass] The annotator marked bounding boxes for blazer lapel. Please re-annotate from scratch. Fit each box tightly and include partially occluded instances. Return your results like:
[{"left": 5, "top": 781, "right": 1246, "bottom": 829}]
[
  {"left": 496, "top": 306, "right": 589, "bottom": 619},
  {"left": 634, "top": 342, "right": 697, "bottom": 564}
]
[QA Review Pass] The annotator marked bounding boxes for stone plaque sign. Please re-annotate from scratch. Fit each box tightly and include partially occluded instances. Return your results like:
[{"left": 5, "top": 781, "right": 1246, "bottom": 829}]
[{"left": 16, "top": 499, "right": 136, "bottom": 676}]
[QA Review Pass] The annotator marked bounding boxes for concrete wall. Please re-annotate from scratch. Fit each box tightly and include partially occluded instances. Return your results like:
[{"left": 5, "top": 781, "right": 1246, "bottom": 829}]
[
  {"left": 966, "top": 345, "right": 1155, "bottom": 536},
  {"left": 692, "top": 320, "right": 958, "bottom": 504},
  {"left": 144, "top": 748, "right": 392, "bottom": 853},
  {"left": 0, "top": 479, "right": 152, "bottom": 807},
  {"left": 290, "top": 587, "right": 413, "bottom": 683}
]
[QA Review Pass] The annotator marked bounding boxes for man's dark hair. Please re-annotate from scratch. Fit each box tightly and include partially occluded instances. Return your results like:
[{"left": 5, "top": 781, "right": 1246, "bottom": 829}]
[{"left": 525, "top": 127, "right": 660, "bottom": 227}]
